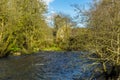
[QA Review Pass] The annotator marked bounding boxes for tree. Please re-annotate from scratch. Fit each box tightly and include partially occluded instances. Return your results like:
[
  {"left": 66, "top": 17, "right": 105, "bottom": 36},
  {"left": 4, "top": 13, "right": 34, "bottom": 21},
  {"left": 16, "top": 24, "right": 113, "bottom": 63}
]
[
  {"left": 0, "top": 0, "right": 53, "bottom": 57},
  {"left": 68, "top": 27, "right": 89, "bottom": 51},
  {"left": 8, "top": 0, "right": 48, "bottom": 53},
  {"left": 53, "top": 13, "right": 75, "bottom": 49},
  {"left": 0, "top": 0, "right": 13, "bottom": 57},
  {"left": 75, "top": 0, "right": 120, "bottom": 79}
]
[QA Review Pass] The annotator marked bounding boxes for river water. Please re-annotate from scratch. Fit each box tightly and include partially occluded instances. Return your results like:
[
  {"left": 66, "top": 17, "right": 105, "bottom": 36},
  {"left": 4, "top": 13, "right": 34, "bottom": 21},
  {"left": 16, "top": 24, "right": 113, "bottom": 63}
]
[{"left": 0, "top": 51, "right": 101, "bottom": 80}]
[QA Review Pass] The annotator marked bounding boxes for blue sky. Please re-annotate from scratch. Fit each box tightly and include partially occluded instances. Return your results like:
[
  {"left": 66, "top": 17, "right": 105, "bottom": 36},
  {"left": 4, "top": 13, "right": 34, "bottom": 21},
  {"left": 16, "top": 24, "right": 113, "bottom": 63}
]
[
  {"left": 48, "top": 0, "right": 92, "bottom": 17},
  {"left": 43, "top": 0, "right": 93, "bottom": 27}
]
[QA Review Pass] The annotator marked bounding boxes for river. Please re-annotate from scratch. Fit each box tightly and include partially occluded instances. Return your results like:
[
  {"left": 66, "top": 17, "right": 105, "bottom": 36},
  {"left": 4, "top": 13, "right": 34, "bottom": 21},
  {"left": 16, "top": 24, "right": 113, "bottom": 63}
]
[{"left": 0, "top": 51, "right": 102, "bottom": 80}]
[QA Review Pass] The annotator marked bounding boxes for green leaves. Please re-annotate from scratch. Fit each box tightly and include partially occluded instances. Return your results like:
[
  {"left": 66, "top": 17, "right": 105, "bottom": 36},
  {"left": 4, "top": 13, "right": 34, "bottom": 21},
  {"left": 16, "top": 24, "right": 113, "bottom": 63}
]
[{"left": 0, "top": 0, "right": 53, "bottom": 57}]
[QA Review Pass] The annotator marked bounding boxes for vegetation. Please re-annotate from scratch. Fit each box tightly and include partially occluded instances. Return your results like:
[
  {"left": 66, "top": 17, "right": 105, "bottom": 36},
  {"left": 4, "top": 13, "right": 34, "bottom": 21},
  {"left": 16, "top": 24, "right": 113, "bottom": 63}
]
[
  {"left": 0, "top": 0, "right": 87, "bottom": 57},
  {"left": 74, "top": 0, "right": 120, "bottom": 79},
  {"left": 0, "top": 0, "right": 53, "bottom": 57},
  {"left": 0, "top": 0, "right": 120, "bottom": 79}
]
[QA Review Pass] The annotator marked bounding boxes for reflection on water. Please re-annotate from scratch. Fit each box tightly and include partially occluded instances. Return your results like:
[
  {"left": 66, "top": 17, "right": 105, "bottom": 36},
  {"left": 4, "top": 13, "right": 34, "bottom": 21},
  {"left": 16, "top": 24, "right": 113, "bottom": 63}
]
[{"left": 0, "top": 51, "right": 96, "bottom": 80}]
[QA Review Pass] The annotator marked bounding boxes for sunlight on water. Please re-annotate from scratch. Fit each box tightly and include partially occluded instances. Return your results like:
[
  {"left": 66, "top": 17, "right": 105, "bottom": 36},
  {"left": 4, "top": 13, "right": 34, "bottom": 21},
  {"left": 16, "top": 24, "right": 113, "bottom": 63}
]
[{"left": 0, "top": 51, "right": 98, "bottom": 80}]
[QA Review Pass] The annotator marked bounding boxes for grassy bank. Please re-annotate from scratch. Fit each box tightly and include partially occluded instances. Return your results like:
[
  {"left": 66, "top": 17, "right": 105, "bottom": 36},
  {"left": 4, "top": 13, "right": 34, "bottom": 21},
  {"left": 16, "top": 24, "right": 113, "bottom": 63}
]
[{"left": 42, "top": 47, "right": 62, "bottom": 51}]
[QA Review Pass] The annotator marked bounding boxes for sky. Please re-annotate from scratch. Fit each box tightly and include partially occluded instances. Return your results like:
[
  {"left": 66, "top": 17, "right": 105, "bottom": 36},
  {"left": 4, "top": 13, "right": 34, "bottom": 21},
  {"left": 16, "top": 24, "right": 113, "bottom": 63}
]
[
  {"left": 42, "top": 0, "right": 93, "bottom": 26},
  {"left": 44, "top": 0, "right": 92, "bottom": 16}
]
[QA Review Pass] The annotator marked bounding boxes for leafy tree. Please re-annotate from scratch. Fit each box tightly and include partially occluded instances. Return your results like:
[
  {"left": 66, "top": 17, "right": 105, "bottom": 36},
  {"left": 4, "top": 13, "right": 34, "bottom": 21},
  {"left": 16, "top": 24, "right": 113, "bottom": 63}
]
[
  {"left": 53, "top": 13, "right": 75, "bottom": 50},
  {"left": 0, "top": 0, "right": 13, "bottom": 57},
  {"left": 0, "top": 0, "right": 53, "bottom": 57},
  {"left": 68, "top": 27, "right": 89, "bottom": 51},
  {"left": 75, "top": 0, "right": 120, "bottom": 79}
]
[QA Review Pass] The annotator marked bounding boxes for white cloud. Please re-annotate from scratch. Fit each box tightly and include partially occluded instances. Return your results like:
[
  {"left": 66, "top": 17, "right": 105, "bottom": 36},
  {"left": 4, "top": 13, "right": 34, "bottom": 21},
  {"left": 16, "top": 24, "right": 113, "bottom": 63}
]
[
  {"left": 41, "top": 0, "right": 55, "bottom": 26},
  {"left": 42, "top": 0, "right": 54, "bottom": 5},
  {"left": 45, "top": 10, "right": 56, "bottom": 27}
]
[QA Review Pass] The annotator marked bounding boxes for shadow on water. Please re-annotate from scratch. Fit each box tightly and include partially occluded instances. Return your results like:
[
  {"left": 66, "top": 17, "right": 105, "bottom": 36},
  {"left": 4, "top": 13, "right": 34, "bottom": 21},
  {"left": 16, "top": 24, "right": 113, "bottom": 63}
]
[{"left": 0, "top": 51, "right": 106, "bottom": 80}]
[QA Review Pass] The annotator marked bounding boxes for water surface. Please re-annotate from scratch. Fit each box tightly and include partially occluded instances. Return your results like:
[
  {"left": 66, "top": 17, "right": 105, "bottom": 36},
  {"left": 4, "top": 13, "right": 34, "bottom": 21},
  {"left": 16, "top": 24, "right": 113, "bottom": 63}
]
[{"left": 0, "top": 51, "right": 97, "bottom": 80}]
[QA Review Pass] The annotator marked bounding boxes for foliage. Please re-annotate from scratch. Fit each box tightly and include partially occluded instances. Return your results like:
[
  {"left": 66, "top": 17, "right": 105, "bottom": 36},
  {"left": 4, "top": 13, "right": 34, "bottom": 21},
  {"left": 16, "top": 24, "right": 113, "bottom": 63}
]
[
  {"left": 74, "top": 0, "right": 120, "bottom": 79},
  {"left": 0, "top": 0, "right": 53, "bottom": 57},
  {"left": 53, "top": 13, "right": 76, "bottom": 50},
  {"left": 0, "top": 0, "right": 119, "bottom": 79},
  {"left": 67, "top": 28, "right": 90, "bottom": 51}
]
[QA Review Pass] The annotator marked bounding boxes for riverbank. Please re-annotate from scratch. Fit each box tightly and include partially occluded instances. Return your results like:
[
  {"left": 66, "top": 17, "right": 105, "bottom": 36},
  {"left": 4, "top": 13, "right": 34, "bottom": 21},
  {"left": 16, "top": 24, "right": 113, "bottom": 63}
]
[
  {"left": 42, "top": 47, "right": 62, "bottom": 51},
  {"left": 0, "top": 46, "right": 63, "bottom": 58}
]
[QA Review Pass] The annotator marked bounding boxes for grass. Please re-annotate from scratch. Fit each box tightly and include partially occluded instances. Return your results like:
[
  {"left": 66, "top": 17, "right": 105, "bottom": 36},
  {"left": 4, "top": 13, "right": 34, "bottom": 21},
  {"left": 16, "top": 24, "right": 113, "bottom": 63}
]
[{"left": 42, "top": 46, "right": 62, "bottom": 51}]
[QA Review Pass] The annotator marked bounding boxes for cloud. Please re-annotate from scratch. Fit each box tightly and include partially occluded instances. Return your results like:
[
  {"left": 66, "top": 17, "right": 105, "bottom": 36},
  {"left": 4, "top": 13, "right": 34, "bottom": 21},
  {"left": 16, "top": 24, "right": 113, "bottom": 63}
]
[
  {"left": 41, "top": 0, "right": 55, "bottom": 26},
  {"left": 45, "top": 10, "right": 56, "bottom": 27},
  {"left": 42, "top": 0, "right": 54, "bottom": 5}
]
